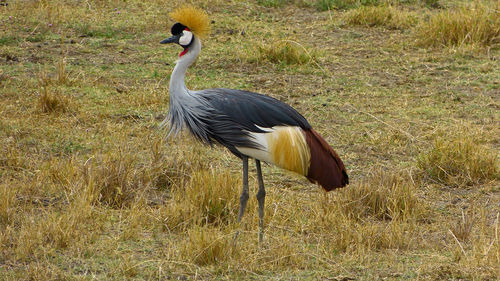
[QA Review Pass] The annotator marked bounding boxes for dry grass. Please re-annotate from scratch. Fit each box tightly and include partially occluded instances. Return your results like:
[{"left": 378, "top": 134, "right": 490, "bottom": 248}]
[
  {"left": 450, "top": 208, "right": 475, "bottom": 243},
  {"left": 317, "top": 0, "right": 379, "bottom": 10},
  {"left": 415, "top": 0, "right": 500, "bottom": 48},
  {"left": 7, "top": 179, "right": 102, "bottom": 262},
  {"left": 344, "top": 5, "right": 418, "bottom": 29},
  {"left": 335, "top": 168, "right": 423, "bottom": 221},
  {"left": 38, "top": 85, "right": 69, "bottom": 113},
  {"left": 301, "top": 168, "right": 426, "bottom": 254},
  {"left": 82, "top": 152, "right": 141, "bottom": 208},
  {"left": 0, "top": 183, "right": 16, "bottom": 226},
  {"left": 179, "top": 225, "right": 233, "bottom": 266},
  {"left": 418, "top": 133, "right": 499, "bottom": 187},
  {"left": 256, "top": 40, "right": 315, "bottom": 65},
  {"left": 1, "top": 0, "right": 499, "bottom": 279},
  {"left": 160, "top": 168, "right": 240, "bottom": 231},
  {"left": 37, "top": 58, "right": 73, "bottom": 113},
  {"left": 446, "top": 208, "right": 499, "bottom": 279}
]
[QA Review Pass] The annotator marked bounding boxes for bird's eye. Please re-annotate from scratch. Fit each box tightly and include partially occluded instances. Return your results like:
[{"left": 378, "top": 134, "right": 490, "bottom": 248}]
[{"left": 179, "top": 30, "right": 193, "bottom": 46}]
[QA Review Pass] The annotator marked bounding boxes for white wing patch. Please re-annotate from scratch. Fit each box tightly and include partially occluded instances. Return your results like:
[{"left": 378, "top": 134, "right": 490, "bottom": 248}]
[
  {"left": 235, "top": 126, "right": 310, "bottom": 175},
  {"left": 235, "top": 130, "right": 273, "bottom": 164}
]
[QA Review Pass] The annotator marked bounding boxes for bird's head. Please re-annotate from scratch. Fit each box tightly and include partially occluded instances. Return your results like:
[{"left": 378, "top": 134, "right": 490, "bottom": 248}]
[{"left": 161, "top": 6, "right": 210, "bottom": 57}]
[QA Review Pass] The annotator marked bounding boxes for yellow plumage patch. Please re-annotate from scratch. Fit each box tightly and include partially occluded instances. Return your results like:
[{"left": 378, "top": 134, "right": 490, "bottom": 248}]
[
  {"left": 267, "top": 127, "right": 311, "bottom": 176},
  {"left": 169, "top": 6, "right": 210, "bottom": 39}
]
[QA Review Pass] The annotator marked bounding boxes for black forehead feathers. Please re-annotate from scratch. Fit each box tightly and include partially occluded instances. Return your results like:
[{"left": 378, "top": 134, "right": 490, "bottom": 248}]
[{"left": 171, "top": 22, "right": 187, "bottom": 35}]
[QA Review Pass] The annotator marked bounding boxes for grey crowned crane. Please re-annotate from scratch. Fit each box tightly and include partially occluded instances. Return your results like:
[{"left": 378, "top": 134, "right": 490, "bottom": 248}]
[{"left": 160, "top": 6, "right": 348, "bottom": 242}]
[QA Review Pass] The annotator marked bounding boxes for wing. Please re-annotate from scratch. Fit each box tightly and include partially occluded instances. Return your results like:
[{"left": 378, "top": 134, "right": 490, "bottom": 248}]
[
  {"left": 189, "top": 88, "right": 311, "bottom": 156},
  {"left": 197, "top": 88, "right": 311, "bottom": 131}
]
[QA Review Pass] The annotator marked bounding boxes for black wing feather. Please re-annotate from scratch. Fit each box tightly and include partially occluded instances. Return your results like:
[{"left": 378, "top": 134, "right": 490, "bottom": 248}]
[
  {"left": 192, "top": 88, "right": 311, "bottom": 157},
  {"left": 199, "top": 88, "right": 310, "bottom": 130}
]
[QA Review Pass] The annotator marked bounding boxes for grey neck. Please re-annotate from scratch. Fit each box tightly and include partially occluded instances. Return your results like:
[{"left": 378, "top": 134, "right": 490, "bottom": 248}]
[
  {"left": 163, "top": 37, "right": 205, "bottom": 136},
  {"left": 169, "top": 37, "right": 202, "bottom": 96}
]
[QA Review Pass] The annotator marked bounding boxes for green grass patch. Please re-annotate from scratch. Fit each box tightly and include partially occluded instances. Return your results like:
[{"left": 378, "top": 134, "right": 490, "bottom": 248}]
[
  {"left": 26, "top": 33, "right": 47, "bottom": 43},
  {"left": 74, "top": 22, "right": 121, "bottom": 38},
  {"left": 317, "top": 0, "right": 380, "bottom": 10},
  {"left": 257, "top": 0, "right": 289, "bottom": 7},
  {"left": 52, "top": 140, "right": 88, "bottom": 155},
  {"left": 395, "top": 0, "right": 440, "bottom": 8},
  {"left": 0, "top": 35, "right": 18, "bottom": 45}
]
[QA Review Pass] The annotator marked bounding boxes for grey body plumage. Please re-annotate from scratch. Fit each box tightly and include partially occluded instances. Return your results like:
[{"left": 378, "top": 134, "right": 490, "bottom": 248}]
[
  {"left": 168, "top": 87, "right": 312, "bottom": 156},
  {"left": 163, "top": 36, "right": 310, "bottom": 158}
]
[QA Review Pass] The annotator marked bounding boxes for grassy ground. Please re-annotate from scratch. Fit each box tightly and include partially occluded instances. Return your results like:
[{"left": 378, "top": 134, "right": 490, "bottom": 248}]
[{"left": 1, "top": 0, "right": 499, "bottom": 280}]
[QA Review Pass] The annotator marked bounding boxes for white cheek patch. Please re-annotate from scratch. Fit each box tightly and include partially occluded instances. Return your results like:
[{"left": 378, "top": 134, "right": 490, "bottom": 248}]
[{"left": 179, "top": 30, "right": 193, "bottom": 46}]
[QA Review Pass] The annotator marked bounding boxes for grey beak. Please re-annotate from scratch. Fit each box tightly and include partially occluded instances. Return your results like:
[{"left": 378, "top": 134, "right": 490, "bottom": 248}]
[{"left": 160, "top": 34, "right": 181, "bottom": 44}]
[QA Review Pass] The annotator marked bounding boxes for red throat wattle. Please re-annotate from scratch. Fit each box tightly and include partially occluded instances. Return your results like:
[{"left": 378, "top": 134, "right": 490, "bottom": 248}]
[{"left": 179, "top": 48, "right": 188, "bottom": 57}]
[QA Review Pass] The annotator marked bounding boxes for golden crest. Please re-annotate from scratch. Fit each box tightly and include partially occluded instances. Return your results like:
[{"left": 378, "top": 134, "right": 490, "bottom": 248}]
[{"left": 169, "top": 6, "right": 210, "bottom": 38}]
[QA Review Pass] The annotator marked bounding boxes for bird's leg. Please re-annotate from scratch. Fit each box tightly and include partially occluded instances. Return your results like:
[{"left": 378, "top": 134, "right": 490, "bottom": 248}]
[
  {"left": 237, "top": 156, "right": 250, "bottom": 222},
  {"left": 255, "top": 159, "right": 266, "bottom": 243},
  {"left": 234, "top": 156, "right": 249, "bottom": 243}
]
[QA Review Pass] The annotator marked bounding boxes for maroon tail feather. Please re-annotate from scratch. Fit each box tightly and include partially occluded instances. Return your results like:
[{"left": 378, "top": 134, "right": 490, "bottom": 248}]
[{"left": 304, "top": 129, "right": 348, "bottom": 191}]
